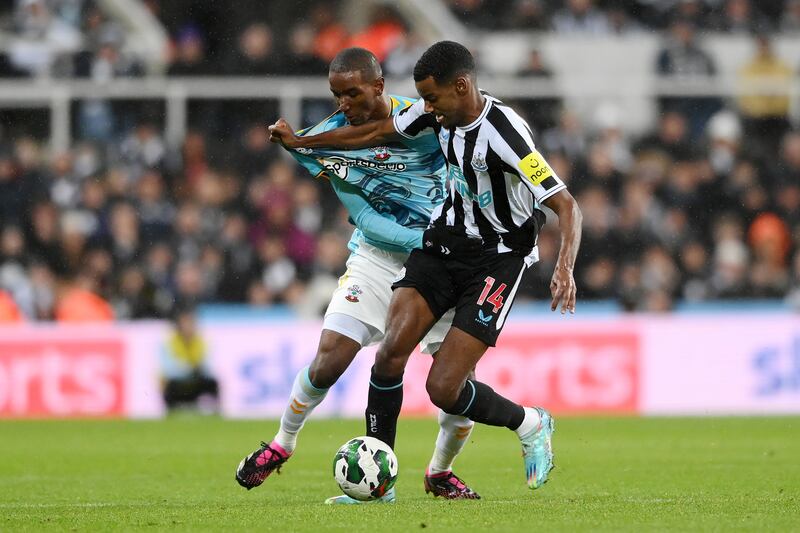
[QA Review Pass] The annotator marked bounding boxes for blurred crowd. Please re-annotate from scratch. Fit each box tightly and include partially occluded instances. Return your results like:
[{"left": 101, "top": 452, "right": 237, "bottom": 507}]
[
  {"left": 447, "top": 0, "right": 796, "bottom": 33},
  {"left": 0, "top": 120, "right": 357, "bottom": 321},
  {"left": 0, "top": 0, "right": 799, "bottom": 321}
]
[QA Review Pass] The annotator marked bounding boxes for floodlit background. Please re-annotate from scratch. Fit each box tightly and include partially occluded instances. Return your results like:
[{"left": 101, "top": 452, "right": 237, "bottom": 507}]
[{"left": 0, "top": 0, "right": 799, "bottom": 419}]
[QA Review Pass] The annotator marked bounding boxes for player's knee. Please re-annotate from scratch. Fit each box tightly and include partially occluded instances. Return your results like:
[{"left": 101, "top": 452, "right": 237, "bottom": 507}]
[
  {"left": 374, "top": 344, "right": 408, "bottom": 377},
  {"left": 425, "top": 377, "right": 460, "bottom": 411}
]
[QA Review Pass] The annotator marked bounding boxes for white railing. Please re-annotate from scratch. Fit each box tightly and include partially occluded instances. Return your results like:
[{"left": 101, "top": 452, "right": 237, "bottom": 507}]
[{"left": 2, "top": 75, "right": 798, "bottom": 152}]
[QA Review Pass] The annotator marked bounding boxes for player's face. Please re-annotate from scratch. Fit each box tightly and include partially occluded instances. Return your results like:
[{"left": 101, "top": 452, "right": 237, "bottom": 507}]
[
  {"left": 329, "top": 70, "right": 384, "bottom": 126},
  {"left": 415, "top": 76, "right": 466, "bottom": 128}
]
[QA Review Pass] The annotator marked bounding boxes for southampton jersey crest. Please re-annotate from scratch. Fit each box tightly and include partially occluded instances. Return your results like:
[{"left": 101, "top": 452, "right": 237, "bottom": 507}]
[{"left": 370, "top": 146, "right": 392, "bottom": 161}]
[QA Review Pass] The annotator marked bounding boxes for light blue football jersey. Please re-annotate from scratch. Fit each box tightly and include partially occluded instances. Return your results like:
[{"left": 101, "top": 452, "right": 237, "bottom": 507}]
[{"left": 289, "top": 95, "right": 447, "bottom": 253}]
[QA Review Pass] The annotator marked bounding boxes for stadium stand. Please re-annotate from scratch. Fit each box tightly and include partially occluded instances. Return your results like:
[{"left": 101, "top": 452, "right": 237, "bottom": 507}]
[{"left": 0, "top": 0, "right": 798, "bottom": 320}]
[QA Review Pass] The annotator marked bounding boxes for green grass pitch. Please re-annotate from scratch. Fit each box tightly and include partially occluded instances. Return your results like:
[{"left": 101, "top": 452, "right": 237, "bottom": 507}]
[{"left": 1, "top": 417, "right": 798, "bottom": 531}]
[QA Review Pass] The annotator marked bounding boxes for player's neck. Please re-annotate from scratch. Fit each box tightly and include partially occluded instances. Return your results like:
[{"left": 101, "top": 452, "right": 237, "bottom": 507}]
[
  {"left": 369, "top": 94, "right": 393, "bottom": 121},
  {"left": 457, "top": 90, "right": 486, "bottom": 127}
]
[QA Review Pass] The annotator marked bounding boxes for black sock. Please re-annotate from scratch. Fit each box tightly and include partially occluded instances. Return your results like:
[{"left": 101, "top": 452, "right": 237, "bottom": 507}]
[
  {"left": 365, "top": 367, "right": 403, "bottom": 449},
  {"left": 447, "top": 379, "right": 525, "bottom": 430}
]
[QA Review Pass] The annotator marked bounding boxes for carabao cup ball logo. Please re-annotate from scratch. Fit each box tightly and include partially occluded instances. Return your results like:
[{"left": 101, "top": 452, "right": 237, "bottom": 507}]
[{"left": 333, "top": 436, "right": 399, "bottom": 501}]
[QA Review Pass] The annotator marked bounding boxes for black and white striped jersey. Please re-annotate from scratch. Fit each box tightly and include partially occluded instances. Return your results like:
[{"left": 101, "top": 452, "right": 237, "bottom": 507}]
[{"left": 393, "top": 92, "right": 566, "bottom": 259}]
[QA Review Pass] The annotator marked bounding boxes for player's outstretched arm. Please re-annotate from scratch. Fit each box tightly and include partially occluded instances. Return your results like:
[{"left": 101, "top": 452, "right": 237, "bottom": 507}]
[
  {"left": 269, "top": 117, "right": 400, "bottom": 150},
  {"left": 332, "top": 178, "right": 482, "bottom": 258},
  {"left": 542, "top": 190, "right": 582, "bottom": 314}
]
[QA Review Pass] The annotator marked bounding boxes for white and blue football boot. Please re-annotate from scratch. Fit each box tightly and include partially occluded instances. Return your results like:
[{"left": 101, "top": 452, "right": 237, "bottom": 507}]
[{"left": 519, "top": 407, "right": 555, "bottom": 489}]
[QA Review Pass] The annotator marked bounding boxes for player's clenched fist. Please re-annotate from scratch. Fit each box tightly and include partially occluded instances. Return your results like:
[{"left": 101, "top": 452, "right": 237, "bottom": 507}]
[{"left": 268, "top": 118, "right": 299, "bottom": 148}]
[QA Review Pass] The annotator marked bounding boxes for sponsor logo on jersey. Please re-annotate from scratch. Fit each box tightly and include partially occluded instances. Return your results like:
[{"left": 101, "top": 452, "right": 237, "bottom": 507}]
[
  {"left": 450, "top": 166, "right": 494, "bottom": 208},
  {"left": 321, "top": 157, "right": 407, "bottom": 180},
  {"left": 345, "top": 284, "right": 363, "bottom": 303},
  {"left": 370, "top": 146, "right": 392, "bottom": 161},
  {"left": 295, "top": 148, "right": 313, "bottom": 155},
  {"left": 518, "top": 150, "right": 554, "bottom": 186}
]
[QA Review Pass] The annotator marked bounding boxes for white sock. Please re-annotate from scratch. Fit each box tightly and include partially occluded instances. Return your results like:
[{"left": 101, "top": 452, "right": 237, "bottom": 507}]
[
  {"left": 273, "top": 366, "right": 328, "bottom": 453},
  {"left": 427, "top": 410, "right": 474, "bottom": 475},
  {"left": 514, "top": 407, "right": 542, "bottom": 438}
]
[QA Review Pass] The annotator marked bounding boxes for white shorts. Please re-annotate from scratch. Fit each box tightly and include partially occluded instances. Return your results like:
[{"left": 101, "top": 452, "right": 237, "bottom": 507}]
[{"left": 324, "top": 239, "right": 453, "bottom": 355}]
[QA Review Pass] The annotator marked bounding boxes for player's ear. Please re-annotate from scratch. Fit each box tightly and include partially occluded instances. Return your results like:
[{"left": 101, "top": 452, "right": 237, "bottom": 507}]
[
  {"left": 454, "top": 76, "right": 469, "bottom": 96},
  {"left": 374, "top": 77, "right": 385, "bottom": 96}
]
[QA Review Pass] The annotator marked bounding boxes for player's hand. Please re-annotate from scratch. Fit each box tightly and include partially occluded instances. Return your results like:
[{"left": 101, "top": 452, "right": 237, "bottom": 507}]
[
  {"left": 550, "top": 266, "right": 576, "bottom": 314},
  {"left": 268, "top": 118, "right": 299, "bottom": 148},
  {"left": 422, "top": 226, "right": 483, "bottom": 259}
]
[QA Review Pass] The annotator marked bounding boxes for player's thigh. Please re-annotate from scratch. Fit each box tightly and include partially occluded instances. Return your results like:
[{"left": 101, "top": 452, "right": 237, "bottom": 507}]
[
  {"left": 420, "top": 308, "right": 455, "bottom": 356},
  {"left": 451, "top": 253, "right": 530, "bottom": 348},
  {"left": 374, "top": 287, "right": 439, "bottom": 376},
  {"left": 325, "top": 244, "right": 405, "bottom": 340}
]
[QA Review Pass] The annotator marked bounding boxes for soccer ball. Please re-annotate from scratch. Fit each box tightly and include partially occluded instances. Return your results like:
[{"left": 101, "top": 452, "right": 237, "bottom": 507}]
[{"left": 333, "top": 436, "right": 398, "bottom": 501}]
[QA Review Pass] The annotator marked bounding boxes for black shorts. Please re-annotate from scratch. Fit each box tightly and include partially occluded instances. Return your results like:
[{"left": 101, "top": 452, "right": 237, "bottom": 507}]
[{"left": 393, "top": 249, "right": 531, "bottom": 347}]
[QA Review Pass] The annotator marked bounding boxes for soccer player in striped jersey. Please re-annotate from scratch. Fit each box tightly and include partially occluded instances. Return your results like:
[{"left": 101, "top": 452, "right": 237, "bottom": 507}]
[
  {"left": 236, "top": 48, "right": 483, "bottom": 502},
  {"left": 269, "top": 41, "right": 583, "bottom": 491}
]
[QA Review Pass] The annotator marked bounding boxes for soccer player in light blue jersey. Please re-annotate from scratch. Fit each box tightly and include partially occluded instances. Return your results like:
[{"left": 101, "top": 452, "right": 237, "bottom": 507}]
[{"left": 235, "top": 48, "right": 482, "bottom": 502}]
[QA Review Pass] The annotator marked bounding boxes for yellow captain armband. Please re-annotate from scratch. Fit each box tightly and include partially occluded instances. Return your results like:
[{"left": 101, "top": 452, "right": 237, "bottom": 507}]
[{"left": 517, "top": 150, "right": 554, "bottom": 186}]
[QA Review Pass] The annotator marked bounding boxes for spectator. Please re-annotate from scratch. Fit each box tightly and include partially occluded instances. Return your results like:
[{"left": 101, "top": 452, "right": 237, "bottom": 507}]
[
  {"left": 669, "top": 0, "right": 710, "bottom": 30},
  {"left": 284, "top": 24, "right": 328, "bottom": 75},
  {"left": 310, "top": 2, "right": 349, "bottom": 62},
  {"left": 552, "top": 0, "right": 610, "bottom": 35},
  {"left": 706, "top": 110, "right": 743, "bottom": 176},
  {"left": 737, "top": 34, "right": 792, "bottom": 157},
  {"left": 9, "top": 0, "right": 81, "bottom": 77},
  {"left": 748, "top": 213, "right": 791, "bottom": 298},
  {"left": 606, "top": 2, "right": 644, "bottom": 34},
  {"left": 0, "top": 289, "right": 24, "bottom": 322},
  {"left": 226, "top": 23, "right": 282, "bottom": 75},
  {"left": 234, "top": 123, "right": 278, "bottom": 181},
  {"left": 54, "top": 269, "right": 115, "bottom": 322},
  {"left": 348, "top": 6, "right": 407, "bottom": 62},
  {"left": 678, "top": 240, "right": 712, "bottom": 301},
  {"left": 541, "top": 109, "right": 586, "bottom": 161},
  {"left": 517, "top": 49, "right": 553, "bottom": 77},
  {"left": 770, "top": 131, "right": 800, "bottom": 191},
  {"left": 447, "top": 0, "right": 501, "bottom": 29},
  {"left": 656, "top": 18, "right": 720, "bottom": 135},
  {"left": 166, "top": 26, "right": 212, "bottom": 76},
  {"left": 710, "top": 0, "right": 767, "bottom": 34},
  {"left": 384, "top": 33, "right": 428, "bottom": 78},
  {"left": 710, "top": 215, "right": 750, "bottom": 298},
  {"left": 780, "top": 0, "right": 800, "bottom": 33},
  {"left": 656, "top": 19, "right": 715, "bottom": 79},
  {"left": 504, "top": 0, "right": 549, "bottom": 31},
  {"left": 161, "top": 304, "right": 219, "bottom": 413}
]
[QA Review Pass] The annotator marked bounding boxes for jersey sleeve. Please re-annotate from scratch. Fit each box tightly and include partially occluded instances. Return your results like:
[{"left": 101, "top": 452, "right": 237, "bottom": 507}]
[
  {"left": 393, "top": 98, "right": 437, "bottom": 139},
  {"left": 329, "top": 176, "right": 424, "bottom": 252},
  {"left": 489, "top": 111, "right": 566, "bottom": 203},
  {"left": 287, "top": 149, "right": 326, "bottom": 180}
]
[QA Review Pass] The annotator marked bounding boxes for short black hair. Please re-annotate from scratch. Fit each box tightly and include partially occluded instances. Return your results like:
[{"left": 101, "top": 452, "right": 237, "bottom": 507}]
[
  {"left": 329, "top": 47, "right": 382, "bottom": 81},
  {"left": 413, "top": 40, "right": 475, "bottom": 83}
]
